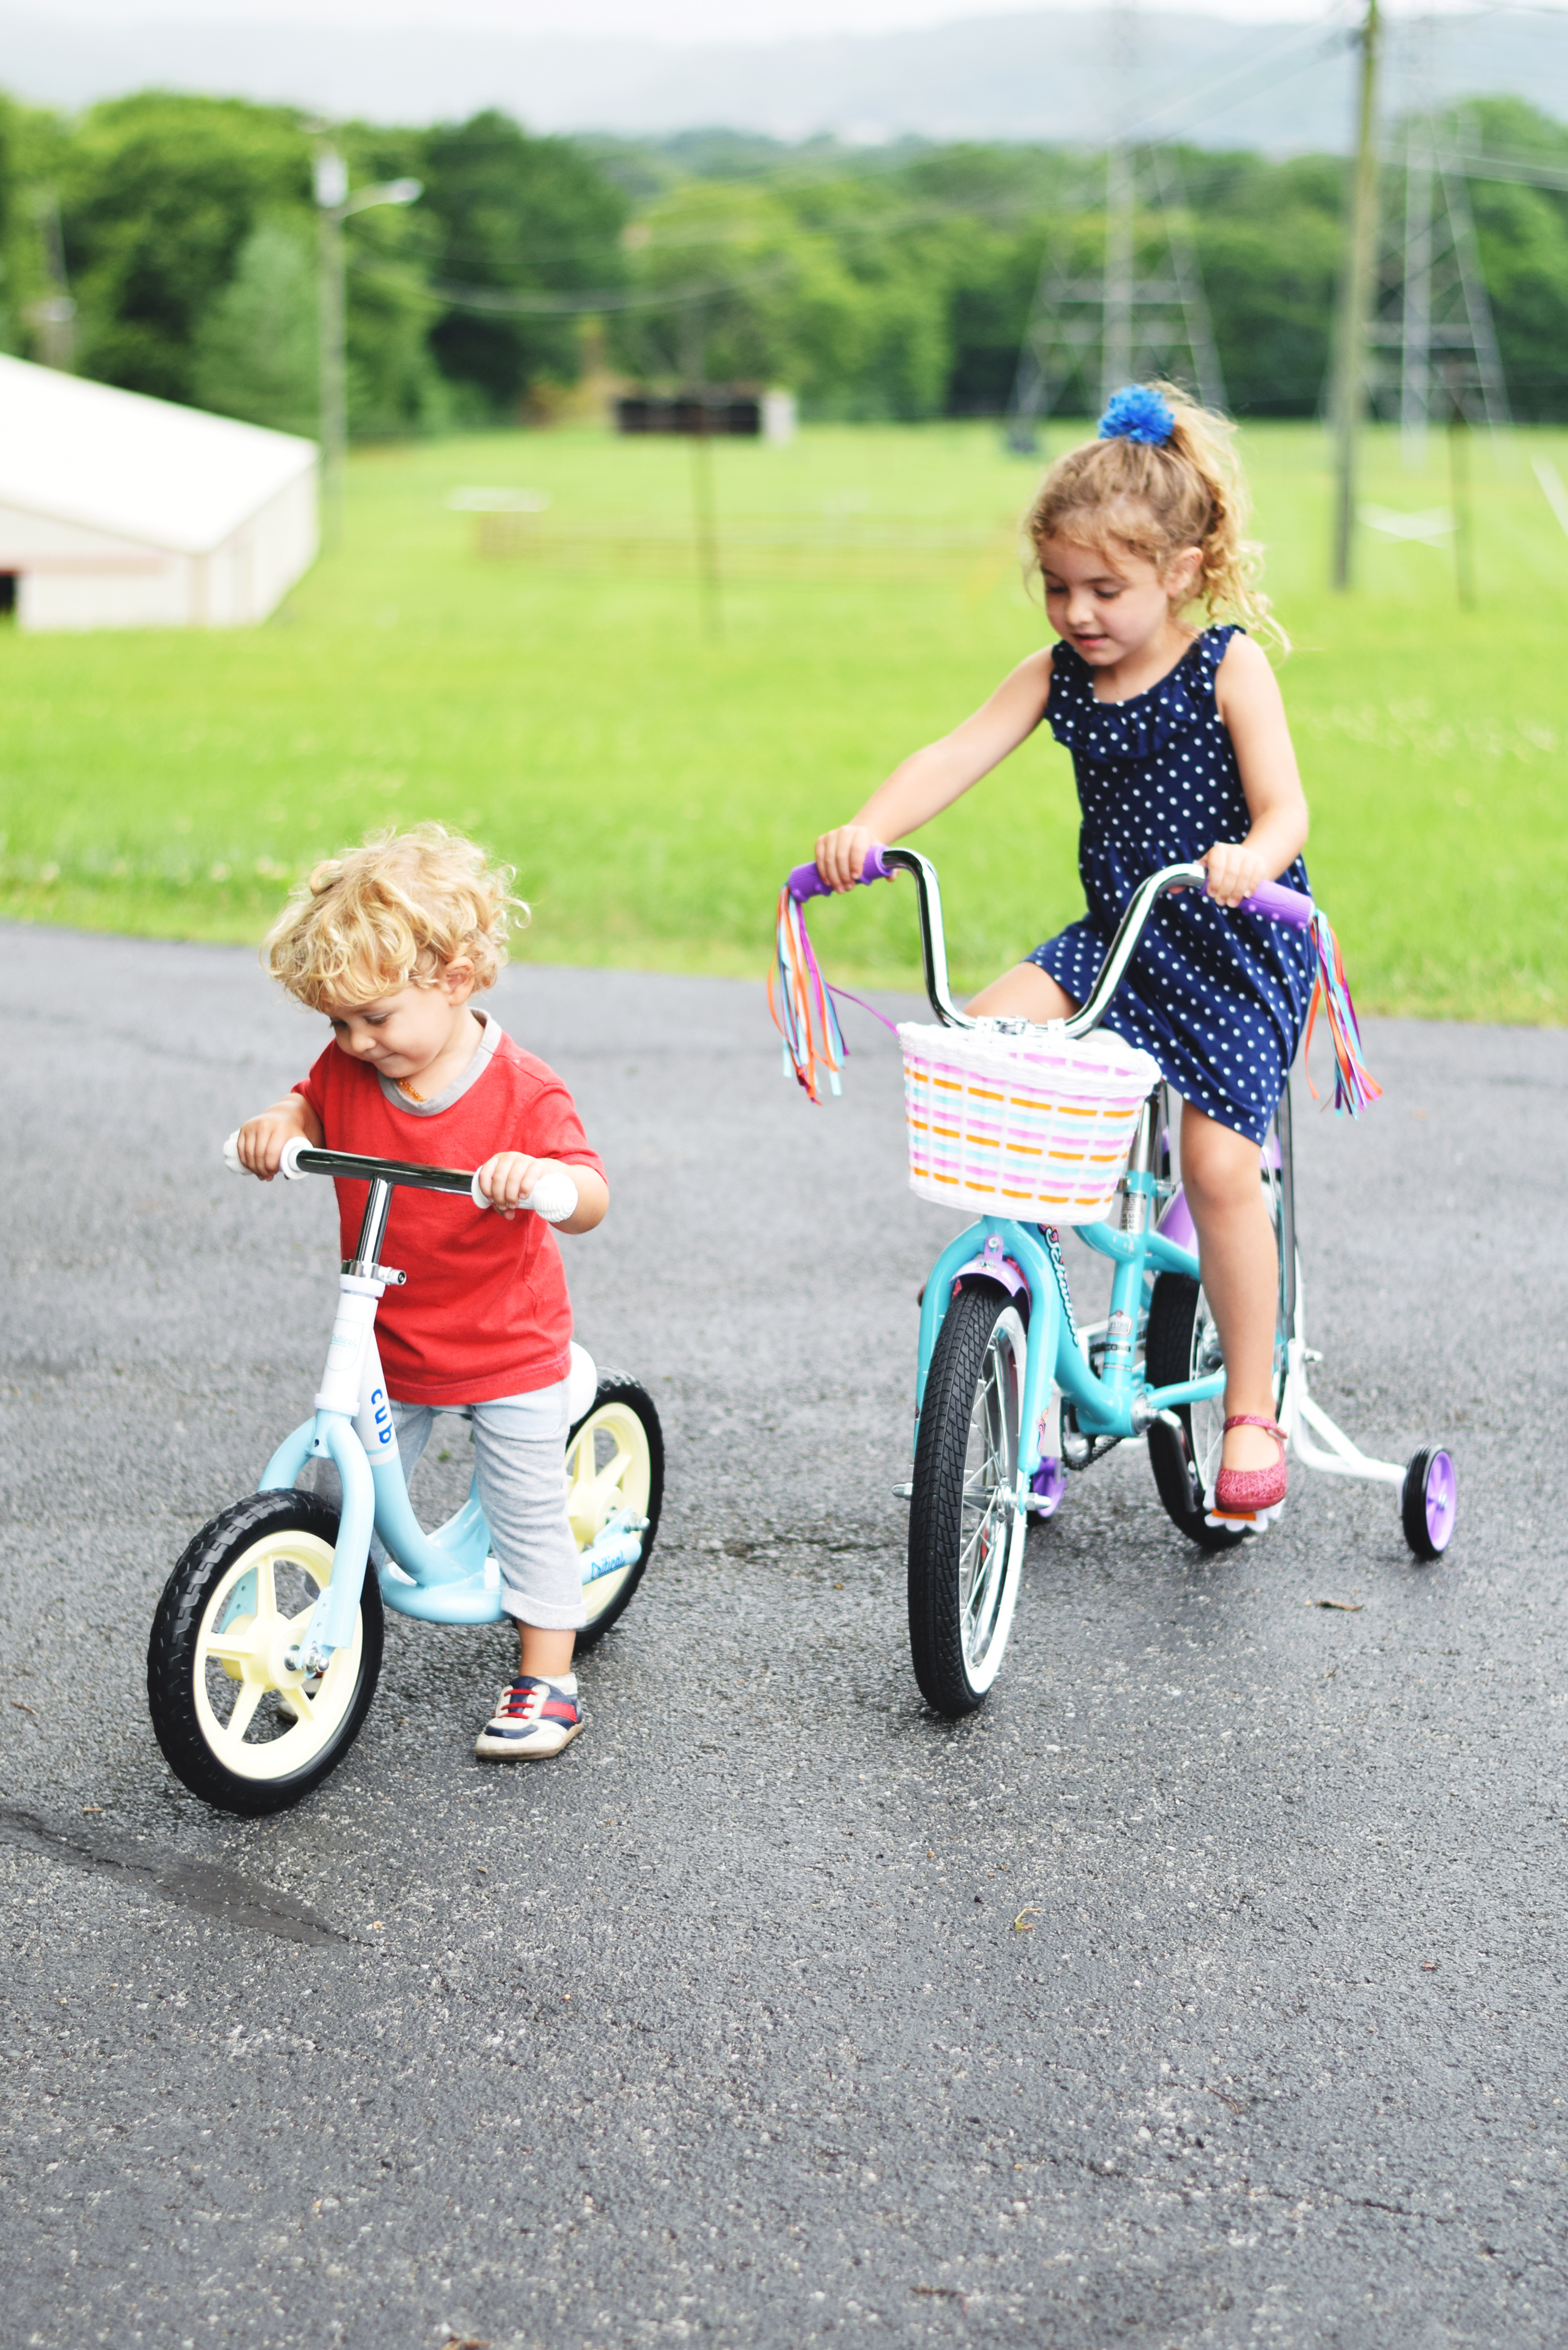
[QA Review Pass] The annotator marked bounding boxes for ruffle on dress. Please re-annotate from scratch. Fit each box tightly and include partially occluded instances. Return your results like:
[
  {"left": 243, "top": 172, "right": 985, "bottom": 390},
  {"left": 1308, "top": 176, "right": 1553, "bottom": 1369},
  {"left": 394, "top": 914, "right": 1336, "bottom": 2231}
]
[{"left": 1044, "top": 624, "right": 1237, "bottom": 765}]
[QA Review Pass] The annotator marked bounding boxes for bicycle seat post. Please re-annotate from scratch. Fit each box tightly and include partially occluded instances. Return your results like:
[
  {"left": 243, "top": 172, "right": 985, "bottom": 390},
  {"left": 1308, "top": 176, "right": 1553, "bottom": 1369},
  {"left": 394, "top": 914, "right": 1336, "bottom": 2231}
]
[{"left": 1119, "top": 1089, "right": 1163, "bottom": 1237}]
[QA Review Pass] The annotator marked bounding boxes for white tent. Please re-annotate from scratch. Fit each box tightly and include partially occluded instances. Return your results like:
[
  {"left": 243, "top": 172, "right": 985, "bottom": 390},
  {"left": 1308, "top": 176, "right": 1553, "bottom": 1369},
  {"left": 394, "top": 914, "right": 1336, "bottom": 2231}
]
[{"left": 0, "top": 355, "right": 318, "bottom": 631}]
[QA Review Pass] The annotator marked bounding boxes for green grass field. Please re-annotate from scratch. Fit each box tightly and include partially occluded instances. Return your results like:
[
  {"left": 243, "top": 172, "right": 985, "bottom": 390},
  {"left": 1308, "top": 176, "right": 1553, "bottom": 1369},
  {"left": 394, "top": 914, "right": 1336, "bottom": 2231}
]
[{"left": 2, "top": 418, "right": 1565, "bottom": 1019}]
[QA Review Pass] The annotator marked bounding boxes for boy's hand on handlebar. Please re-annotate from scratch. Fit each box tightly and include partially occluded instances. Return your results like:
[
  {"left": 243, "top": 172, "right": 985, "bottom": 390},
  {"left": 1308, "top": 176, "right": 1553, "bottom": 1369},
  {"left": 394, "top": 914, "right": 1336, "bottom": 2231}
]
[
  {"left": 236, "top": 1101, "right": 313, "bottom": 1180},
  {"left": 813, "top": 824, "right": 875, "bottom": 892},
  {"left": 476, "top": 1151, "right": 547, "bottom": 1220},
  {"left": 1200, "top": 842, "right": 1267, "bottom": 908}
]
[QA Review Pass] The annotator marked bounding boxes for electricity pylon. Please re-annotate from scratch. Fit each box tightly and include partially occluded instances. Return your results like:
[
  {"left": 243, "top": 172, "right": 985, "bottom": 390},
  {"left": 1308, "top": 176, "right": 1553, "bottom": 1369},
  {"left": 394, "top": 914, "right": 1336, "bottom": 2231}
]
[
  {"left": 1007, "top": 2, "right": 1225, "bottom": 445},
  {"left": 1366, "top": 108, "right": 1509, "bottom": 462}
]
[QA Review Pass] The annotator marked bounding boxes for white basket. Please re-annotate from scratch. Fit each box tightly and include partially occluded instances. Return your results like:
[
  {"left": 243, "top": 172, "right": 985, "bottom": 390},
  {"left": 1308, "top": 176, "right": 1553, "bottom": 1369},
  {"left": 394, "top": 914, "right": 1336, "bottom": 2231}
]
[{"left": 899, "top": 1021, "right": 1162, "bottom": 1225}]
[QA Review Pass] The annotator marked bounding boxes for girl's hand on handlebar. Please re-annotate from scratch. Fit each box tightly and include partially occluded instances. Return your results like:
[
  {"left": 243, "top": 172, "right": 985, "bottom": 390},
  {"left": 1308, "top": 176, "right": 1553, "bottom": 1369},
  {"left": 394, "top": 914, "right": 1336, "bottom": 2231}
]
[
  {"left": 236, "top": 1099, "right": 317, "bottom": 1180},
  {"left": 1200, "top": 841, "right": 1269, "bottom": 908},
  {"left": 813, "top": 824, "right": 875, "bottom": 892}
]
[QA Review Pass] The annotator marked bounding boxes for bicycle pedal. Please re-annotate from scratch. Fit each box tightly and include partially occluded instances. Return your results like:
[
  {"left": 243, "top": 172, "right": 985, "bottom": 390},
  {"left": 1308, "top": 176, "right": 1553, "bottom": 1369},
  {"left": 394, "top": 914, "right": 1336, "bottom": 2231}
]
[{"left": 1203, "top": 1495, "right": 1285, "bottom": 1535}]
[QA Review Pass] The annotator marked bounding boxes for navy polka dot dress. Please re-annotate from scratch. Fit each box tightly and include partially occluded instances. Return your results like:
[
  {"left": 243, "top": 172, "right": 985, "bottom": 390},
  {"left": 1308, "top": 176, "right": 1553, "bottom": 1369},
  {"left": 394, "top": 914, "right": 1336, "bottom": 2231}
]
[{"left": 1027, "top": 625, "right": 1314, "bottom": 1147}]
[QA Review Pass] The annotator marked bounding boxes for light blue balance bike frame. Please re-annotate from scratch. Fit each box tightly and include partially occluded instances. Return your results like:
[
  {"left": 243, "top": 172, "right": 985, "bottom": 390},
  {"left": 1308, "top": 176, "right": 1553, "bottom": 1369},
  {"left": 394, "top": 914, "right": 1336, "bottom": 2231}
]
[
  {"left": 146, "top": 1141, "right": 663, "bottom": 1815},
  {"left": 785, "top": 847, "right": 1458, "bottom": 1719}
]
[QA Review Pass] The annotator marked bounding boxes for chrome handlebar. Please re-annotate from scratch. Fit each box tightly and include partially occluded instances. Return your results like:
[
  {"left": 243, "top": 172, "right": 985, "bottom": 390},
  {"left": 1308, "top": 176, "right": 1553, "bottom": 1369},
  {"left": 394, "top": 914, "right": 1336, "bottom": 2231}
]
[{"left": 880, "top": 849, "right": 1210, "bottom": 1036}]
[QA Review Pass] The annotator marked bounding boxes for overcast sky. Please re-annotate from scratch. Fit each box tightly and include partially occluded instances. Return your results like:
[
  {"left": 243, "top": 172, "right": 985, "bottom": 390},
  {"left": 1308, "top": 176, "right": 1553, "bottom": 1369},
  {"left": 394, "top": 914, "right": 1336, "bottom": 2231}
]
[{"left": 27, "top": 0, "right": 1506, "bottom": 36}]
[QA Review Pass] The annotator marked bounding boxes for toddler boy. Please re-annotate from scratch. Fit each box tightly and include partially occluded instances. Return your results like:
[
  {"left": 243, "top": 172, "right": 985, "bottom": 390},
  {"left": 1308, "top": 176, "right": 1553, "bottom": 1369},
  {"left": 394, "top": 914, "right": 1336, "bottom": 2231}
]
[{"left": 237, "top": 823, "right": 607, "bottom": 1760}]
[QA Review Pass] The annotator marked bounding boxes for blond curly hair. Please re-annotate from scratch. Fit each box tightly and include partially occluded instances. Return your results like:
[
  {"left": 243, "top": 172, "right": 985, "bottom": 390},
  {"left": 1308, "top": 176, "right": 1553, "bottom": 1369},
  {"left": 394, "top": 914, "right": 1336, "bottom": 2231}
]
[
  {"left": 1025, "top": 382, "right": 1285, "bottom": 650},
  {"left": 263, "top": 823, "right": 528, "bottom": 1010}
]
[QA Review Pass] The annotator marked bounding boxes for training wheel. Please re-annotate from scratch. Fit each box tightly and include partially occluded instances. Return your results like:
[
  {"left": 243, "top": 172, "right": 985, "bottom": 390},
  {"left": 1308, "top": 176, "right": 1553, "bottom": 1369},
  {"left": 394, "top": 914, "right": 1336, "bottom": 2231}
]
[{"left": 1401, "top": 1445, "right": 1457, "bottom": 1561}]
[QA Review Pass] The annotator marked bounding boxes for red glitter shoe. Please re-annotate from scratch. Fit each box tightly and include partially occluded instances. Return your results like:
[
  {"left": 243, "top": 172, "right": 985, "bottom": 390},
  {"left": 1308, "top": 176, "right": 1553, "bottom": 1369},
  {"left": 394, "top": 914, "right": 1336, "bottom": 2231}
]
[{"left": 1213, "top": 1415, "right": 1288, "bottom": 1514}]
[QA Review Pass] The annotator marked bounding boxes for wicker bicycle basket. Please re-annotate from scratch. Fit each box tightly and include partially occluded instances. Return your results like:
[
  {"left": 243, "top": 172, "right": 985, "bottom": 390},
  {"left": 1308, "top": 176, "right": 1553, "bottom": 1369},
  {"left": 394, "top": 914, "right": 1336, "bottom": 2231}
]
[{"left": 898, "top": 1022, "right": 1162, "bottom": 1224}]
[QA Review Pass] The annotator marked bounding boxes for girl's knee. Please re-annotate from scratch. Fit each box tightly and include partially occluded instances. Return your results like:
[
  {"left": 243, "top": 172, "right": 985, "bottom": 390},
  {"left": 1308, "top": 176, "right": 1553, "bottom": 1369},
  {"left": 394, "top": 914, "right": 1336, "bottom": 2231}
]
[
  {"left": 967, "top": 963, "right": 1078, "bottom": 1022},
  {"left": 1181, "top": 1112, "right": 1262, "bottom": 1215}
]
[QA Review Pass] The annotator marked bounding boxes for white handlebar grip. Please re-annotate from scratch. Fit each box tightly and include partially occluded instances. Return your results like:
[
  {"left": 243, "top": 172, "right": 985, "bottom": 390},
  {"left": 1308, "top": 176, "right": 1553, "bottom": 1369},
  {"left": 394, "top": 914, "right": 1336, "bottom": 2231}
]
[
  {"left": 468, "top": 1166, "right": 579, "bottom": 1221},
  {"left": 525, "top": 1167, "right": 579, "bottom": 1225},
  {"left": 279, "top": 1135, "right": 310, "bottom": 1181},
  {"left": 222, "top": 1130, "right": 243, "bottom": 1174}
]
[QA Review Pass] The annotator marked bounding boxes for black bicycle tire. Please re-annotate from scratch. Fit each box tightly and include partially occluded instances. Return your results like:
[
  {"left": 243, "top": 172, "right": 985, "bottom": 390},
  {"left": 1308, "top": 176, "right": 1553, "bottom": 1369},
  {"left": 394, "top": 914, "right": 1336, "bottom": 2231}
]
[
  {"left": 908, "top": 1283, "right": 1020, "bottom": 1717},
  {"left": 1144, "top": 1276, "right": 1247, "bottom": 1553},
  {"left": 1144, "top": 1085, "right": 1297, "bottom": 1551},
  {"left": 571, "top": 1374, "right": 664, "bottom": 1652},
  {"left": 147, "top": 1489, "right": 385, "bottom": 1816}
]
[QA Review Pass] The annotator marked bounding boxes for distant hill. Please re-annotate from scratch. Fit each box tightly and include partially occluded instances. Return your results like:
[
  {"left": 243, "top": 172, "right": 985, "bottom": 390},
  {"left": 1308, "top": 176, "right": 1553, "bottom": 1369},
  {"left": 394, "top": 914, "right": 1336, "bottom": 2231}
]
[{"left": 3, "top": 6, "right": 1568, "bottom": 149}]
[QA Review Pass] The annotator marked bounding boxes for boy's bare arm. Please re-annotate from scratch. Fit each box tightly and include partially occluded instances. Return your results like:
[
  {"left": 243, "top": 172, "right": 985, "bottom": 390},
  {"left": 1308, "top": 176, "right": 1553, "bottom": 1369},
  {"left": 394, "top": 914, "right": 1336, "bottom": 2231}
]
[
  {"left": 236, "top": 1092, "right": 324, "bottom": 1180},
  {"left": 476, "top": 1153, "right": 608, "bottom": 1235}
]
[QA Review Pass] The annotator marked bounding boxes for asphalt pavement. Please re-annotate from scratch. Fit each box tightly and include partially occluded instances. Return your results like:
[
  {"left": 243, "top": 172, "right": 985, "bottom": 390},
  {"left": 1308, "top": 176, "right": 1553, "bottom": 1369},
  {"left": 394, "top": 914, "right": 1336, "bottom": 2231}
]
[{"left": 2, "top": 924, "right": 1565, "bottom": 2350}]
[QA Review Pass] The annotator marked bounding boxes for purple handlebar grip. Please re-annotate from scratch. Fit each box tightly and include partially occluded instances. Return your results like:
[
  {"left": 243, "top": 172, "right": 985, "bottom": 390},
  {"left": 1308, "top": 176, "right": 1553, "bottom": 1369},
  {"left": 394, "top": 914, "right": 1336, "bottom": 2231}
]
[
  {"left": 787, "top": 844, "right": 893, "bottom": 901},
  {"left": 1233, "top": 878, "right": 1314, "bottom": 928}
]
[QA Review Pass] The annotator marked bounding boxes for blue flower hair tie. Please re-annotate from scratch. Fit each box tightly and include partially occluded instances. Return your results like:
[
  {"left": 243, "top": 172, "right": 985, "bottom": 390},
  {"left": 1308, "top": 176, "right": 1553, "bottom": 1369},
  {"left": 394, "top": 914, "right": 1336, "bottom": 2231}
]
[{"left": 1097, "top": 384, "right": 1175, "bottom": 446}]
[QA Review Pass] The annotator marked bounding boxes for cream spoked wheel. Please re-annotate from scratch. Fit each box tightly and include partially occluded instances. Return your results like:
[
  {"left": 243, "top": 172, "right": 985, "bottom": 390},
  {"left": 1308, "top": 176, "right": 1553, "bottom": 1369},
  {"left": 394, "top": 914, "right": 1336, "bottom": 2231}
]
[
  {"left": 566, "top": 1373, "right": 664, "bottom": 1650},
  {"left": 194, "top": 1530, "right": 362, "bottom": 1778},
  {"left": 148, "top": 1491, "right": 384, "bottom": 1815}
]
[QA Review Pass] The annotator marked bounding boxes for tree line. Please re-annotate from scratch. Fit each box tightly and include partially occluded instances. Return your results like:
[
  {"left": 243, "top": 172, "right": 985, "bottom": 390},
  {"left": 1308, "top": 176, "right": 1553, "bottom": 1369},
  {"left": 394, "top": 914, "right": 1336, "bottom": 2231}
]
[{"left": 2, "top": 88, "right": 1567, "bottom": 433}]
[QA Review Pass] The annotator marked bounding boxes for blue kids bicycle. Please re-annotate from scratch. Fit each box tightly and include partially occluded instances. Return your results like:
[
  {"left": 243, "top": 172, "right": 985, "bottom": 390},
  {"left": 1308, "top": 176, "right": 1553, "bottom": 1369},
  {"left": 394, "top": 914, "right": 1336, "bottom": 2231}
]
[
  {"left": 774, "top": 847, "right": 1457, "bottom": 1718},
  {"left": 147, "top": 1144, "right": 662, "bottom": 1813}
]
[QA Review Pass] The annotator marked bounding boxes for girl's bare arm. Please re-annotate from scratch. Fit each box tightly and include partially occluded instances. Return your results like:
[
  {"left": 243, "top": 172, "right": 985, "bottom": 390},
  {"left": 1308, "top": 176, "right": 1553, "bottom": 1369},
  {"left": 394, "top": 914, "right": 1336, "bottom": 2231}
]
[
  {"left": 1207, "top": 635, "right": 1310, "bottom": 905},
  {"left": 813, "top": 648, "right": 1055, "bottom": 890}
]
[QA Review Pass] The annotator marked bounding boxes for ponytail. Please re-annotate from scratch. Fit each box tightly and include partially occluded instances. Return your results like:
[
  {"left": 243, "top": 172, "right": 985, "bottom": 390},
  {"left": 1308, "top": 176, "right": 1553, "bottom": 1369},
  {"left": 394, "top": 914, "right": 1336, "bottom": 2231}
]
[{"left": 1025, "top": 382, "right": 1286, "bottom": 652}]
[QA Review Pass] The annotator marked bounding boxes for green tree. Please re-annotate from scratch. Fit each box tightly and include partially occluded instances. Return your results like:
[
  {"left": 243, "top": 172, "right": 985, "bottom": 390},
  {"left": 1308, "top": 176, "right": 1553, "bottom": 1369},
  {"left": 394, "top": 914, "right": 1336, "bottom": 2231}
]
[
  {"left": 419, "top": 109, "right": 628, "bottom": 414},
  {"left": 62, "top": 91, "right": 312, "bottom": 402},
  {"left": 192, "top": 218, "right": 317, "bottom": 434}
]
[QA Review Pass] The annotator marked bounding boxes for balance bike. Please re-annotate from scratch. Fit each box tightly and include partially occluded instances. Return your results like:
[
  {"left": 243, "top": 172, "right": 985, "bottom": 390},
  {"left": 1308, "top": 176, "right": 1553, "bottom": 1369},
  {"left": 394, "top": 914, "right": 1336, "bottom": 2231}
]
[{"left": 147, "top": 1138, "right": 662, "bottom": 1813}]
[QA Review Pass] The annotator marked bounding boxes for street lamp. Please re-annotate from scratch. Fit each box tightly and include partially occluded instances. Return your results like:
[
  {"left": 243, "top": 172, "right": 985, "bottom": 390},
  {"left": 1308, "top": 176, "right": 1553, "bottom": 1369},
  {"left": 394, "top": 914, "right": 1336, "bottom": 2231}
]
[{"left": 314, "top": 148, "right": 422, "bottom": 542}]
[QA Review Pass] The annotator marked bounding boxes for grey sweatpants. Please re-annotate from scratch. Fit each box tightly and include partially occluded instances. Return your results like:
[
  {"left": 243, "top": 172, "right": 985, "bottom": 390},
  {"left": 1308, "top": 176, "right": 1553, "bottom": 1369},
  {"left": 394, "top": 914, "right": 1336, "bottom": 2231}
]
[{"left": 391, "top": 1380, "right": 585, "bottom": 1631}]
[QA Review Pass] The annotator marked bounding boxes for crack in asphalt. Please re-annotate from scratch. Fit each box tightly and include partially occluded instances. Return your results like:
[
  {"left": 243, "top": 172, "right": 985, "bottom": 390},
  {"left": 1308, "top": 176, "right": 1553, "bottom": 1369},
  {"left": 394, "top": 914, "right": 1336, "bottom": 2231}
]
[{"left": 0, "top": 1805, "right": 355, "bottom": 1946}]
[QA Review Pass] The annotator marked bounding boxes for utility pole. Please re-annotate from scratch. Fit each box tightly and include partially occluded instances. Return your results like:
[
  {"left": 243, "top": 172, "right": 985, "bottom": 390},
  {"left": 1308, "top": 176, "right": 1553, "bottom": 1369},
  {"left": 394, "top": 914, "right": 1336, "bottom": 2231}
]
[
  {"left": 1332, "top": 0, "right": 1382, "bottom": 591},
  {"left": 28, "top": 192, "right": 76, "bottom": 371},
  {"left": 680, "top": 299, "right": 722, "bottom": 639},
  {"left": 1400, "top": 108, "right": 1435, "bottom": 466},
  {"left": 314, "top": 145, "right": 421, "bottom": 545},
  {"left": 1103, "top": 4, "right": 1136, "bottom": 400}
]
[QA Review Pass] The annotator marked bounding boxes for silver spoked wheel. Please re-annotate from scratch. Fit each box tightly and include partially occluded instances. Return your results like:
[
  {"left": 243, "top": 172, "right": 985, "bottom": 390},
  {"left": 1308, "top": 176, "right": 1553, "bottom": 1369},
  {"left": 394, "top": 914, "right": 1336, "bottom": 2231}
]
[
  {"left": 1185, "top": 1291, "right": 1230, "bottom": 1505},
  {"left": 958, "top": 1306, "right": 1028, "bottom": 1689},
  {"left": 908, "top": 1286, "right": 1029, "bottom": 1716},
  {"left": 1145, "top": 1081, "right": 1297, "bottom": 1550}
]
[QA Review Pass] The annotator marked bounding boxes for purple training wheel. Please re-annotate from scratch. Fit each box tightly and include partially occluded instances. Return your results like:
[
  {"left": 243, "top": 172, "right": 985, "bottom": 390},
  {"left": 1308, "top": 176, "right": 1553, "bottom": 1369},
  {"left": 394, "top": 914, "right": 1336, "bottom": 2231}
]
[{"left": 1402, "top": 1444, "right": 1457, "bottom": 1561}]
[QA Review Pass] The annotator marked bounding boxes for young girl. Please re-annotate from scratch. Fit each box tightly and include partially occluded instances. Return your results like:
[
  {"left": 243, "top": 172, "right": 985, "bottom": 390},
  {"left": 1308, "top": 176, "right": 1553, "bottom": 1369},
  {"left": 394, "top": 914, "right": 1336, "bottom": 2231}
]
[
  {"left": 236, "top": 824, "right": 609, "bottom": 1758},
  {"left": 814, "top": 382, "right": 1312, "bottom": 1515}
]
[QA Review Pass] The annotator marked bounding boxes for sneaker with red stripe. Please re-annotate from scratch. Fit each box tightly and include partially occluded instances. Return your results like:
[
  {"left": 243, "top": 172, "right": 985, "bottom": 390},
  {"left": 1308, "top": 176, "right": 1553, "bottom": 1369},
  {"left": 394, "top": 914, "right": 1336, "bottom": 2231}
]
[{"left": 475, "top": 1673, "right": 582, "bottom": 1761}]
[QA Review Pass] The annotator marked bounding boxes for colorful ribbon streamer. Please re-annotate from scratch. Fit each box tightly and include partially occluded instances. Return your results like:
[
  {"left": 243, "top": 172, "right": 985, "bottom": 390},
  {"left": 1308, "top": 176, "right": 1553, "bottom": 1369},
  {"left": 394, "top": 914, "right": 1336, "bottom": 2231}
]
[
  {"left": 768, "top": 885, "right": 846, "bottom": 1104},
  {"left": 1304, "top": 908, "right": 1381, "bottom": 1117}
]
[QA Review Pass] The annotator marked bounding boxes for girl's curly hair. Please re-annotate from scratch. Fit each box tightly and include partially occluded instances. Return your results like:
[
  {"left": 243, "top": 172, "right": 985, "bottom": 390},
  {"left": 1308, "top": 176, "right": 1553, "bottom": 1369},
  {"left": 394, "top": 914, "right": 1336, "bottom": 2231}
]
[
  {"left": 1025, "top": 382, "right": 1286, "bottom": 650},
  {"left": 263, "top": 823, "right": 529, "bottom": 1009}
]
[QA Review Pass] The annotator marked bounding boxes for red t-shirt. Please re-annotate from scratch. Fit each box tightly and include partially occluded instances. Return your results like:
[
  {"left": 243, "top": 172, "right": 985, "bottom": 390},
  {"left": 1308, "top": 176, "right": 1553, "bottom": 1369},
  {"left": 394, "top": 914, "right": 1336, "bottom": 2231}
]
[{"left": 294, "top": 1012, "right": 605, "bottom": 1407}]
